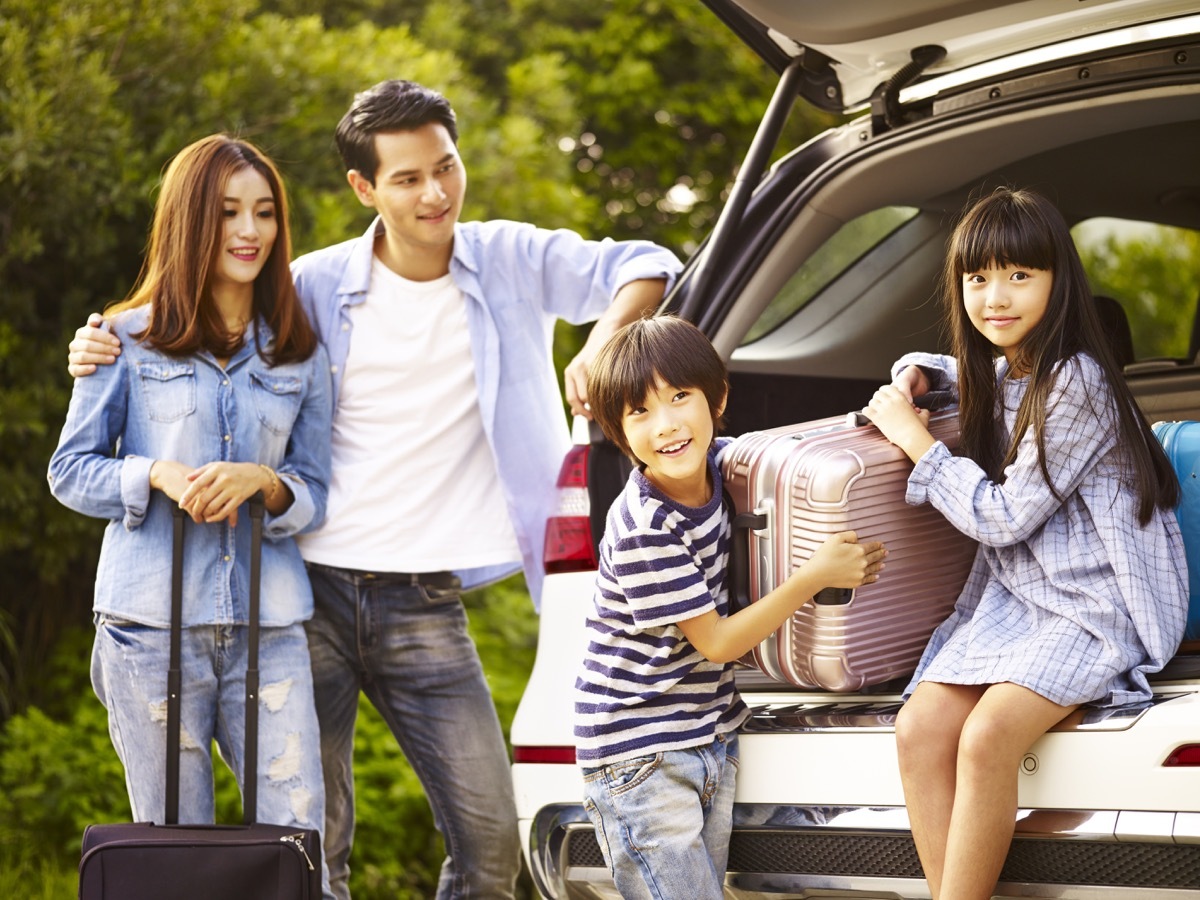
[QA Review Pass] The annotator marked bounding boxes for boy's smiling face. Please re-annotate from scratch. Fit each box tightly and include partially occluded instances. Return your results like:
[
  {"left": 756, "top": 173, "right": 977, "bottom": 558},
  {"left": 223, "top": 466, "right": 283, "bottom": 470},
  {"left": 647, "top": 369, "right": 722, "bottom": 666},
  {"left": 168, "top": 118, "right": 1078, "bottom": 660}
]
[{"left": 622, "top": 375, "right": 725, "bottom": 508}]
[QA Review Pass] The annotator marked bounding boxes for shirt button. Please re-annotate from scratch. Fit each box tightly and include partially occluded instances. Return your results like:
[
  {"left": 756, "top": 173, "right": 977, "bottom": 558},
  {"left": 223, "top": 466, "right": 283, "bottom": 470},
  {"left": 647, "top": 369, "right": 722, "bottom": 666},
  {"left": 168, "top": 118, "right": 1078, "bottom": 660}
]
[
  {"left": 342, "top": 323, "right": 350, "bottom": 331},
  {"left": 224, "top": 435, "right": 231, "bottom": 442},
  {"left": 222, "top": 379, "right": 229, "bottom": 386},
  {"left": 330, "top": 365, "right": 339, "bottom": 374}
]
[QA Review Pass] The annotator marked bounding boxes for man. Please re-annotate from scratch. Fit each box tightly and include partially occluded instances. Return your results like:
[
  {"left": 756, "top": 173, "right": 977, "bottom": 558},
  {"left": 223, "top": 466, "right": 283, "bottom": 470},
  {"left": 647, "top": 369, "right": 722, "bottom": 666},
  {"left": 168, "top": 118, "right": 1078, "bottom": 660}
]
[{"left": 68, "top": 79, "right": 682, "bottom": 899}]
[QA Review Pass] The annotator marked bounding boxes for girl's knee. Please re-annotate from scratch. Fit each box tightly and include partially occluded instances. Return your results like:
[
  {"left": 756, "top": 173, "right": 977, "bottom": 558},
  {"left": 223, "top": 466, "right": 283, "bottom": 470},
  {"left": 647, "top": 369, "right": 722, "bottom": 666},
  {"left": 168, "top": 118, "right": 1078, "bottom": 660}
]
[
  {"left": 956, "top": 710, "right": 1020, "bottom": 775},
  {"left": 896, "top": 696, "right": 957, "bottom": 759}
]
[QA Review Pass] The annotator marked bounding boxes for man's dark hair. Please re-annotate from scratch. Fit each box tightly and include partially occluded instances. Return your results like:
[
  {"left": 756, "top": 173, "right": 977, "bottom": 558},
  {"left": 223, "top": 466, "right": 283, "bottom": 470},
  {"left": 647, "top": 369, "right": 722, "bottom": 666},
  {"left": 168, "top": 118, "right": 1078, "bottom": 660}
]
[
  {"left": 588, "top": 316, "right": 728, "bottom": 463},
  {"left": 334, "top": 80, "right": 459, "bottom": 184}
]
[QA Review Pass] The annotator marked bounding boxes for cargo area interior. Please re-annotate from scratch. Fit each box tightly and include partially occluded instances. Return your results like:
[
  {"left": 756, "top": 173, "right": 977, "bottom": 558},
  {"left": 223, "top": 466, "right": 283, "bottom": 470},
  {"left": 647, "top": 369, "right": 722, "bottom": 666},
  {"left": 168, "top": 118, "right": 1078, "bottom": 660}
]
[{"left": 716, "top": 83, "right": 1200, "bottom": 435}]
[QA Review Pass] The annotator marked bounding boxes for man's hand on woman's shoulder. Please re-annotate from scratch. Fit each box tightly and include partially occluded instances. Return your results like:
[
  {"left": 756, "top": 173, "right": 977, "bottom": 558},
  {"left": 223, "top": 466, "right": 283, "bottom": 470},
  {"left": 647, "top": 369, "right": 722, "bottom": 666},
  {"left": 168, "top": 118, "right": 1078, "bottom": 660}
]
[{"left": 67, "top": 312, "right": 121, "bottom": 377}]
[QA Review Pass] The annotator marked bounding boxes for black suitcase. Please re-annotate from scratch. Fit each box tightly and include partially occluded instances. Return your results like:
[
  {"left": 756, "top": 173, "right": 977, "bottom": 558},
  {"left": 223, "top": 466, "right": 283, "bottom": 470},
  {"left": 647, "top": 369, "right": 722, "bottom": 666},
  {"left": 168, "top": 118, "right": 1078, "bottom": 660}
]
[{"left": 79, "top": 499, "right": 322, "bottom": 899}]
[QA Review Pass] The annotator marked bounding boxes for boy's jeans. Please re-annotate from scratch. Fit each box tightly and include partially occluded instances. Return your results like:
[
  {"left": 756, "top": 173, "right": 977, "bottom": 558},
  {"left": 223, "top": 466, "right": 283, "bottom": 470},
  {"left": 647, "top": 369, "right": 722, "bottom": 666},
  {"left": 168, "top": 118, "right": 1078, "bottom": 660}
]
[
  {"left": 91, "top": 618, "right": 334, "bottom": 899},
  {"left": 582, "top": 732, "right": 739, "bottom": 900},
  {"left": 304, "top": 562, "right": 520, "bottom": 900}
]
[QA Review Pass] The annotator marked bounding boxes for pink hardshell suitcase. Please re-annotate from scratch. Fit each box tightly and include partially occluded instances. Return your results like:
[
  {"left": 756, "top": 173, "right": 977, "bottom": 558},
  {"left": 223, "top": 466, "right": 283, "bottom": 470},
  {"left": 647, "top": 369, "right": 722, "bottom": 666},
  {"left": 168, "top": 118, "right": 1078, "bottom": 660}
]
[{"left": 721, "top": 408, "right": 978, "bottom": 691}]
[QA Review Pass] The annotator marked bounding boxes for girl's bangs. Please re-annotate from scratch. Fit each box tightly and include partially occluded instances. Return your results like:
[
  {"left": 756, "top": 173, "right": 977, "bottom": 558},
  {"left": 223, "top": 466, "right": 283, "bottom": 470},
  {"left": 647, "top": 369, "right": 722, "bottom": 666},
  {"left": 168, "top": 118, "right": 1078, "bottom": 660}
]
[{"left": 954, "top": 200, "right": 1055, "bottom": 274}]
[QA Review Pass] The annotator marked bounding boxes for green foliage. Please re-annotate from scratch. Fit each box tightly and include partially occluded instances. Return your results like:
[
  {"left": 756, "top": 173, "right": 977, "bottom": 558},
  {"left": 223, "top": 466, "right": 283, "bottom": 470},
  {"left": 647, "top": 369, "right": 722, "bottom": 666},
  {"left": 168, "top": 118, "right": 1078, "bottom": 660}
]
[
  {"left": 0, "top": 581, "right": 538, "bottom": 899},
  {"left": 0, "top": 695, "right": 129, "bottom": 860},
  {"left": 1077, "top": 226, "right": 1200, "bottom": 360}
]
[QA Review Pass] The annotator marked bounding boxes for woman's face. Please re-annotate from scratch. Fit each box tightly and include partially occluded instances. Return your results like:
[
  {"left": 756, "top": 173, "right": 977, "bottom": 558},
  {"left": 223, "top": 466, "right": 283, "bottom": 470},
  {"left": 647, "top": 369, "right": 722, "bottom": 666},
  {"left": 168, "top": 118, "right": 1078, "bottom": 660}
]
[{"left": 212, "top": 167, "right": 278, "bottom": 299}]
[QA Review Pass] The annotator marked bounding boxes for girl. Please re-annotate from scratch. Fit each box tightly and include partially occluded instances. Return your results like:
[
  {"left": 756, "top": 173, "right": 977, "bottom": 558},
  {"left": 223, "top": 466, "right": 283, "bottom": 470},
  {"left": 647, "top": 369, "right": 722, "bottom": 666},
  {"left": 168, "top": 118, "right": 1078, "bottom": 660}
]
[
  {"left": 863, "top": 187, "right": 1187, "bottom": 900},
  {"left": 48, "top": 135, "right": 334, "bottom": 896}
]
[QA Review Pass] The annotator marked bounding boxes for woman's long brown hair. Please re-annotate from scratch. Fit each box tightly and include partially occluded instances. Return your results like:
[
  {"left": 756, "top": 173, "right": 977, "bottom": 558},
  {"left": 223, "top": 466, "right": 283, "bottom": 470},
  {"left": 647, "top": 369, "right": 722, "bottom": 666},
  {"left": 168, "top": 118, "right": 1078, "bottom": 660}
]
[
  {"left": 943, "top": 187, "right": 1178, "bottom": 525},
  {"left": 108, "top": 134, "right": 316, "bottom": 365}
]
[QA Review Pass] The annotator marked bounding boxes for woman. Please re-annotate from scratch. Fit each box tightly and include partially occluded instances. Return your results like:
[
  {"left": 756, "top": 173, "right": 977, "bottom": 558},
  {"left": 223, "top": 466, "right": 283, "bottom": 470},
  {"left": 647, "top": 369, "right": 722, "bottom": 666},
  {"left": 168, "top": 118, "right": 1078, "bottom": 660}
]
[{"left": 48, "top": 134, "right": 333, "bottom": 894}]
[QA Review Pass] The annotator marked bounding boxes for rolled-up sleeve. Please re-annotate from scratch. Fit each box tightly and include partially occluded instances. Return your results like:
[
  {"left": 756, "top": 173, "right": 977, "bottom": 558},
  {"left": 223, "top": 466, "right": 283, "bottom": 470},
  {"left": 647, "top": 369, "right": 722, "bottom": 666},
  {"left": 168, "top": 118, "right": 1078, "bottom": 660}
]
[
  {"left": 263, "top": 345, "right": 333, "bottom": 540},
  {"left": 515, "top": 225, "right": 682, "bottom": 323},
  {"left": 47, "top": 352, "right": 147, "bottom": 529}
]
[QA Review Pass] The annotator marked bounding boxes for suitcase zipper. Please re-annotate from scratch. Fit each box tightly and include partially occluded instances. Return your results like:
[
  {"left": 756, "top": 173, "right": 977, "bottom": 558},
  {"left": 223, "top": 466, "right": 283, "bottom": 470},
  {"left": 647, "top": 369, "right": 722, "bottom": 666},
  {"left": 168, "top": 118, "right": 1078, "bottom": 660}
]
[{"left": 281, "top": 833, "right": 315, "bottom": 871}]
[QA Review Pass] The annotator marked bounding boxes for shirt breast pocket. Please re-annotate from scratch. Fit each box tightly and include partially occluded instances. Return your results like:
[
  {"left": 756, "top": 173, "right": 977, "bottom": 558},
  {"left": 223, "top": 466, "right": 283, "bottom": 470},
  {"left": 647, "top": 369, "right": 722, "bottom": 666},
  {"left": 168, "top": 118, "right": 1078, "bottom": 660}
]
[
  {"left": 136, "top": 361, "right": 196, "bottom": 423},
  {"left": 249, "top": 371, "right": 304, "bottom": 435}
]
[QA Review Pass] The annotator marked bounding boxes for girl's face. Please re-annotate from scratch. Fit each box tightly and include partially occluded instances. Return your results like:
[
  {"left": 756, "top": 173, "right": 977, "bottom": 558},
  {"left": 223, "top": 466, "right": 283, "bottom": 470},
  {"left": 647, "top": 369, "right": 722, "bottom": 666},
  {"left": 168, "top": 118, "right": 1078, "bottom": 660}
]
[
  {"left": 962, "top": 262, "right": 1052, "bottom": 369},
  {"left": 212, "top": 167, "right": 278, "bottom": 300}
]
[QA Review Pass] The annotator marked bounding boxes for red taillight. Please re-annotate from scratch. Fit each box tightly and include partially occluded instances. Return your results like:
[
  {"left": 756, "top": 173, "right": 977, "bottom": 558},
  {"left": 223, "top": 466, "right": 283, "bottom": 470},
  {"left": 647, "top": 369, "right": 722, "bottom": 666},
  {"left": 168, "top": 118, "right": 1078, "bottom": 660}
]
[
  {"left": 513, "top": 745, "right": 577, "bottom": 764},
  {"left": 544, "top": 443, "right": 598, "bottom": 573},
  {"left": 1164, "top": 744, "right": 1200, "bottom": 767}
]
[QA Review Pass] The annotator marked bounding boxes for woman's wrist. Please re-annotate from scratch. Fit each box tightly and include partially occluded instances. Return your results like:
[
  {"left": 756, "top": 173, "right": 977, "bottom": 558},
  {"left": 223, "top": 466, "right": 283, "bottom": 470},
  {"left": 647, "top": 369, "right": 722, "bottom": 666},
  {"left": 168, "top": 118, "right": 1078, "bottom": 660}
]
[{"left": 258, "top": 464, "right": 281, "bottom": 501}]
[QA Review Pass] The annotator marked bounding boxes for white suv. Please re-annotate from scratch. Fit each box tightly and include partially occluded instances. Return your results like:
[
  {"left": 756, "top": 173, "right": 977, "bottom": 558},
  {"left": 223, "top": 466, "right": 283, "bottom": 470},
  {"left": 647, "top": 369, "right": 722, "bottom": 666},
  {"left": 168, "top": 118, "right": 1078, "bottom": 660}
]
[{"left": 511, "top": 2, "right": 1200, "bottom": 897}]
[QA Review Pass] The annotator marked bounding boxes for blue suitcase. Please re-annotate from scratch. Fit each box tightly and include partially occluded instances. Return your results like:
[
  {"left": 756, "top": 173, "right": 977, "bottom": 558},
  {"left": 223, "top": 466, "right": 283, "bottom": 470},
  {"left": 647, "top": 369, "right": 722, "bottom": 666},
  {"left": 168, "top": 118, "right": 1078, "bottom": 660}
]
[{"left": 1151, "top": 420, "right": 1200, "bottom": 641}]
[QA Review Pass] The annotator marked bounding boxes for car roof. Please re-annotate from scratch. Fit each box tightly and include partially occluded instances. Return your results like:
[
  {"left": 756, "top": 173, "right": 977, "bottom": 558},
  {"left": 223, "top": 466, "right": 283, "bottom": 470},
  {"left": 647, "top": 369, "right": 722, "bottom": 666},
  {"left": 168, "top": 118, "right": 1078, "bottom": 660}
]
[{"left": 701, "top": 0, "right": 1200, "bottom": 111}]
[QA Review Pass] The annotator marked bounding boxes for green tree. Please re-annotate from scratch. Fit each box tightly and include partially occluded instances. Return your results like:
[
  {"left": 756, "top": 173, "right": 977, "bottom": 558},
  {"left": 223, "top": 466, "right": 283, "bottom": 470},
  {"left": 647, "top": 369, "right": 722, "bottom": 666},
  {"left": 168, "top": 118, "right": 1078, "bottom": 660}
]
[{"left": 1078, "top": 226, "right": 1200, "bottom": 360}]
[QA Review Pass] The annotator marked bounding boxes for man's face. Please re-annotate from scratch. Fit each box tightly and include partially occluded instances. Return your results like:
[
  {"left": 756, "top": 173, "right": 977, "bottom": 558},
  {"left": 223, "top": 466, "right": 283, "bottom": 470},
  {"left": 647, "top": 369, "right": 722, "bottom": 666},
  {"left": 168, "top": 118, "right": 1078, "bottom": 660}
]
[{"left": 347, "top": 123, "right": 467, "bottom": 264}]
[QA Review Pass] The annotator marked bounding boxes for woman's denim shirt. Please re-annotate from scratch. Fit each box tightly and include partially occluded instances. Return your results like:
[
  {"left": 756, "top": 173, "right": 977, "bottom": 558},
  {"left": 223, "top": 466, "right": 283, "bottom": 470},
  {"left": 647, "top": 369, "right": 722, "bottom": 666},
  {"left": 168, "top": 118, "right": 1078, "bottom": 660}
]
[{"left": 48, "top": 305, "right": 333, "bottom": 628}]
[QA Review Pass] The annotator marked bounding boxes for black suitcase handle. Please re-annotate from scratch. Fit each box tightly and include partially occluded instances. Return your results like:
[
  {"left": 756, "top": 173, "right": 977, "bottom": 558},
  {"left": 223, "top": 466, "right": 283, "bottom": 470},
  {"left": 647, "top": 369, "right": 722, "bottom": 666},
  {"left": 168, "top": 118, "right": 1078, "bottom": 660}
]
[
  {"left": 848, "top": 388, "right": 956, "bottom": 427},
  {"left": 166, "top": 495, "right": 265, "bottom": 827}
]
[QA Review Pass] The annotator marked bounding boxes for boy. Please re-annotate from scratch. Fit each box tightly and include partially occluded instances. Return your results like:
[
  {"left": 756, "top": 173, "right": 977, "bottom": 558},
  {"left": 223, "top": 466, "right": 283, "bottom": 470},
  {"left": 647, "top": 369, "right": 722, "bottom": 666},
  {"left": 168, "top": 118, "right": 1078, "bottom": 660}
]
[{"left": 575, "top": 316, "right": 886, "bottom": 899}]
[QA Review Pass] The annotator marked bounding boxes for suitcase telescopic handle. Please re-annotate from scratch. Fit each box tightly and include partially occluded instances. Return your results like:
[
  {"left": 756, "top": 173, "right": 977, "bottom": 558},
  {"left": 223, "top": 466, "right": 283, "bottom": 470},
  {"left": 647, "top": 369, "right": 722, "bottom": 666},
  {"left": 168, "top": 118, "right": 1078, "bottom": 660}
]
[
  {"left": 165, "top": 493, "right": 266, "bottom": 827},
  {"left": 848, "top": 389, "right": 956, "bottom": 428}
]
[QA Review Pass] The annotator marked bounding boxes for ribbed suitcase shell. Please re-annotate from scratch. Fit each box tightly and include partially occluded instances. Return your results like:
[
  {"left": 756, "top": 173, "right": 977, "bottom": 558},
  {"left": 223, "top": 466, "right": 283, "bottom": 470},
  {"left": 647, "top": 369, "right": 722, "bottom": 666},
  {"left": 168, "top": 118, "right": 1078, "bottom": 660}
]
[{"left": 722, "top": 411, "right": 978, "bottom": 691}]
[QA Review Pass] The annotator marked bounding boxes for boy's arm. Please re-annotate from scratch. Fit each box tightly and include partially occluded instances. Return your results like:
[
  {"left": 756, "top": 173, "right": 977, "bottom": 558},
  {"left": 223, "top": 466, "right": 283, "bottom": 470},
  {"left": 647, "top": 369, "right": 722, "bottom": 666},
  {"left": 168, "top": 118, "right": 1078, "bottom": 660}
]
[
  {"left": 67, "top": 312, "right": 121, "bottom": 377},
  {"left": 677, "top": 531, "right": 886, "bottom": 664},
  {"left": 563, "top": 277, "right": 667, "bottom": 417}
]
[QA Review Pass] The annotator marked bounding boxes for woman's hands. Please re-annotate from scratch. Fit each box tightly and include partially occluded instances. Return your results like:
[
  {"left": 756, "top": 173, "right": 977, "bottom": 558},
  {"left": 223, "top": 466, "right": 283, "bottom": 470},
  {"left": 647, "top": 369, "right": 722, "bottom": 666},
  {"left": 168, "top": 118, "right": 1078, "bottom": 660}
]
[{"left": 151, "top": 460, "right": 283, "bottom": 526}]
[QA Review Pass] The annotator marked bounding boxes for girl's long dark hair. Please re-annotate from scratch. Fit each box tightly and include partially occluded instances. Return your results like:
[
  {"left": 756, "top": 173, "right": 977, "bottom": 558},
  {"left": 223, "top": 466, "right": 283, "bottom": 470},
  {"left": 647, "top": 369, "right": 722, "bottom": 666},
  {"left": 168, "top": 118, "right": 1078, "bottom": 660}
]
[
  {"left": 943, "top": 187, "right": 1178, "bottom": 525},
  {"left": 108, "top": 134, "right": 316, "bottom": 366}
]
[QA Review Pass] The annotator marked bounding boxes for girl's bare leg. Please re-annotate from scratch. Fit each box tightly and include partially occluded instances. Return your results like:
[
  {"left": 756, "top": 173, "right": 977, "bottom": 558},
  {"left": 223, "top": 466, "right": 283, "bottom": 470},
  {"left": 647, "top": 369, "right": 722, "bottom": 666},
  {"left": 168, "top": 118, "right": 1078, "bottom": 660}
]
[
  {"left": 939, "top": 683, "right": 1076, "bottom": 900},
  {"left": 895, "top": 682, "right": 986, "bottom": 899}
]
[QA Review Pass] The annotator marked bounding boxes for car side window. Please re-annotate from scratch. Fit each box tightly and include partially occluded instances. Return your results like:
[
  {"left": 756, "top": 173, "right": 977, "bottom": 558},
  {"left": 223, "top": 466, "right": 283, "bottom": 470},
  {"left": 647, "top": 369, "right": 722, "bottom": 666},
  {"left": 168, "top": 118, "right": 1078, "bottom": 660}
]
[
  {"left": 1072, "top": 218, "right": 1200, "bottom": 363},
  {"left": 742, "top": 206, "right": 920, "bottom": 345}
]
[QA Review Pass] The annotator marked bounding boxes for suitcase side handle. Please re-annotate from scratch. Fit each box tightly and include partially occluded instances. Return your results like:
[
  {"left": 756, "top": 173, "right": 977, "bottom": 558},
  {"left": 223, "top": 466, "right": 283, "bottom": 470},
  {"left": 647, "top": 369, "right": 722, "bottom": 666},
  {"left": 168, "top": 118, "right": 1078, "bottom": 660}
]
[{"left": 725, "top": 491, "right": 766, "bottom": 613}]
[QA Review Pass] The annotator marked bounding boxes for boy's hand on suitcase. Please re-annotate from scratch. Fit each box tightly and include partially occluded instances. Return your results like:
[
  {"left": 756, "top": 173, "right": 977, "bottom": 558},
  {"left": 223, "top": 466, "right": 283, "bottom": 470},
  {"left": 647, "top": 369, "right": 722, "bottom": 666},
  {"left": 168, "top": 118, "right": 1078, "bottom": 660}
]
[
  {"left": 862, "top": 386, "right": 936, "bottom": 464},
  {"left": 805, "top": 531, "right": 887, "bottom": 589}
]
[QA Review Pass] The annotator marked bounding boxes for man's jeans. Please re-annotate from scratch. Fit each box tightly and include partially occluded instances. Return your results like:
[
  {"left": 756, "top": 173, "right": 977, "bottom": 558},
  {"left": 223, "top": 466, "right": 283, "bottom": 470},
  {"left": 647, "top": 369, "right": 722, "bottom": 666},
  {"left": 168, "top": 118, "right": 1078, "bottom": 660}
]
[
  {"left": 304, "top": 563, "right": 520, "bottom": 900},
  {"left": 581, "top": 732, "right": 739, "bottom": 900},
  {"left": 91, "top": 618, "right": 334, "bottom": 898}
]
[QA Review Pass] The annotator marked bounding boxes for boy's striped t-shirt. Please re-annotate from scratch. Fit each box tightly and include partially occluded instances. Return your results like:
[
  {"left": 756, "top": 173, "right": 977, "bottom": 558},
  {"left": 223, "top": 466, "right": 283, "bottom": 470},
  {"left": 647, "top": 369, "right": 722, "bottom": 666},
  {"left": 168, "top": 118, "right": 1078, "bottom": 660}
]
[{"left": 574, "top": 440, "right": 749, "bottom": 767}]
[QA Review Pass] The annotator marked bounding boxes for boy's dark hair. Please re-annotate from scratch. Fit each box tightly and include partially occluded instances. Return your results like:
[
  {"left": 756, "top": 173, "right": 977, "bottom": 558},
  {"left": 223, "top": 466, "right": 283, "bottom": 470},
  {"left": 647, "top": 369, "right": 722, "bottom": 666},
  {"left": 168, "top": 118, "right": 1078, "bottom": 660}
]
[
  {"left": 588, "top": 316, "right": 728, "bottom": 462},
  {"left": 334, "top": 79, "right": 459, "bottom": 184}
]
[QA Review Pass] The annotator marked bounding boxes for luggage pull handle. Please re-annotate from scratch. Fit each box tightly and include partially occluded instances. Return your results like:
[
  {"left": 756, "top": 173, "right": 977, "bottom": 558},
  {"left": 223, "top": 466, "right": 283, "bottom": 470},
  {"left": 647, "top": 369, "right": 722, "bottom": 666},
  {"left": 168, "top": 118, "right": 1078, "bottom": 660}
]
[
  {"left": 166, "top": 494, "right": 266, "bottom": 827},
  {"left": 848, "top": 389, "right": 956, "bottom": 428}
]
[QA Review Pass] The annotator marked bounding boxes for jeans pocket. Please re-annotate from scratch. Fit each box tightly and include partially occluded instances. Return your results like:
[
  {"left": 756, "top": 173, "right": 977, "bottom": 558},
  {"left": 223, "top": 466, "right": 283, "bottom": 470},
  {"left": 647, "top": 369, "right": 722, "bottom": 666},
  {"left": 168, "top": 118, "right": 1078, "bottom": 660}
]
[
  {"left": 602, "top": 753, "right": 662, "bottom": 796},
  {"left": 136, "top": 361, "right": 196, "bottom": 423},
  {"left": 416, "top": 582, "right": 462, "bottom": 606}
]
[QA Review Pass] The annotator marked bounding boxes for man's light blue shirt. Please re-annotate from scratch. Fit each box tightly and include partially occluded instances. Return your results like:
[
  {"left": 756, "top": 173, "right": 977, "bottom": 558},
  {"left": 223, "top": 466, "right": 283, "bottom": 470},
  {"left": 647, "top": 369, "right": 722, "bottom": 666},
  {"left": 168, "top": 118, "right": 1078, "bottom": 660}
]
[{"left": 290, "top": 217, "right": 681, "bottom": 604}]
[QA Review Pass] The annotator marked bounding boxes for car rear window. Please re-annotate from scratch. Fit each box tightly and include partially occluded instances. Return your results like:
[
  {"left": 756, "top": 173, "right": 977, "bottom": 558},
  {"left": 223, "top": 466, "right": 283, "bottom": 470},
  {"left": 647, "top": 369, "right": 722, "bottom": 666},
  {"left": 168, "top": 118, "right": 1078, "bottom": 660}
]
[{"left": 742, "top": 206, "right": 920, "bottom": 345}]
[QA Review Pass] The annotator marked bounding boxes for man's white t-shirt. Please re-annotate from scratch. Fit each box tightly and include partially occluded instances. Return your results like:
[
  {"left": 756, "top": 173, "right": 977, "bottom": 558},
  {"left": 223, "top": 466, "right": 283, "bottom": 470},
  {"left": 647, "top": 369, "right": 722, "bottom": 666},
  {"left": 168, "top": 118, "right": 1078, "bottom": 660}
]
[{"left": 296, "top": 258, "right": 520, "bottom": 572}]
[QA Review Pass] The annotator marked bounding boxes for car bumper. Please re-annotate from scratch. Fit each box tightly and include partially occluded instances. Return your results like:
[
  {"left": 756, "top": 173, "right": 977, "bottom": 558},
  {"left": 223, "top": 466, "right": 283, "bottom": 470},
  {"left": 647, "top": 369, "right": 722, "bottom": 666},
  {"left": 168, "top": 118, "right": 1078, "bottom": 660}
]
[{"left": 524, "top": 800, "right": 1200, "bottom": 899}]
